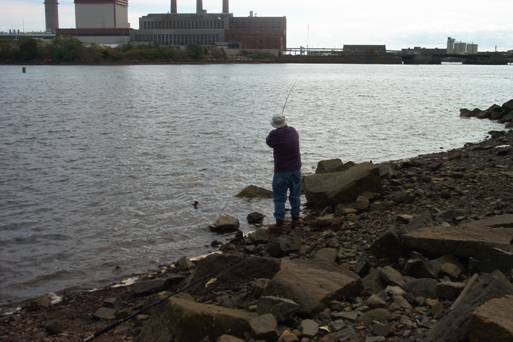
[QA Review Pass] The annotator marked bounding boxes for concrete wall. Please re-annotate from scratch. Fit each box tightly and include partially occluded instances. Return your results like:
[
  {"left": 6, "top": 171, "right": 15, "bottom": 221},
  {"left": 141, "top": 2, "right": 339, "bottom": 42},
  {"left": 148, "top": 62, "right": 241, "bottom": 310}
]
[
  {"left": 115, "top": 4, "right": 130, "bottom": 28},
  {"left": 75, "top": 35, "right": 130, "bottom": 45},
  {"left": 76, "top": 4, "right": 115, "bottom": 29}
]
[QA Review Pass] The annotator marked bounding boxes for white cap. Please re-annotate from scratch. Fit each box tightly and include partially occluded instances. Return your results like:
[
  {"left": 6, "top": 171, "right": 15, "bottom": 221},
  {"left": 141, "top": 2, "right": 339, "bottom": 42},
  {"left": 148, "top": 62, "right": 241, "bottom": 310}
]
[{"left": 271, "top": 115, "right": 287, "bottom": 128}]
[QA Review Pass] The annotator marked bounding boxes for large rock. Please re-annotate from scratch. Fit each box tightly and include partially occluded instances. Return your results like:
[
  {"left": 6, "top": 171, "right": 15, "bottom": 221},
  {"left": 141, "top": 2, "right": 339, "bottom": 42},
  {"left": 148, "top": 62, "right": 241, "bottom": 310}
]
[
  {"left": 469, "top": 295, "right": 513, "bottom": 342},
  {"left": 257, "top": 296, "right": 300, "bottom": 322},
  {"left": 402, "top": 224, "right": 513, "bottom": 259},
  {"left": 429, "top": 271, "right": 513, "bottom": 342},
  {"left": 137, "top": 297, "right": 255, "bottom": 342},
  {"left": 236, "top": 185, "right": 273, "bottom": 199},
  {"left": 316, "top": 159, "right": 348, "bottom": 174},
  {"left": 249, "top": 314, "right": 278, "bottom": 341},
  {"left": 502, "top": 99, "right": 513, "bottom": 112},
  {"left": 188, "top": 254, "right": 281, "bottom": 294},
  {"left": 303, "top": 162, "right": 381, "bottom": 206},
  {"left": 264, "top": 259, "right": 362, "bottom": 314},
  {"left": 210, "top": 215, "right": 240, "bottom": 233}
]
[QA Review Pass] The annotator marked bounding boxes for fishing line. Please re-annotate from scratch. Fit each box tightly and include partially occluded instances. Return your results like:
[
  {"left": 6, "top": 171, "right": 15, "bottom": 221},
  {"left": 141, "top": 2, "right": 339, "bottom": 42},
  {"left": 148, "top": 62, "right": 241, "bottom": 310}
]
[{"left": 281, "top": 80, "right": 298, "bottom": 116}]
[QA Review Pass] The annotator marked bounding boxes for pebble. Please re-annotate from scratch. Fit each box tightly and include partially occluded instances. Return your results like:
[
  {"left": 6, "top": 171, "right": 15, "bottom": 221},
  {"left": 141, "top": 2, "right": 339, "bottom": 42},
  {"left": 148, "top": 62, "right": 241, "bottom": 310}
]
[{"left": 301, "top": 319, "right": 319, "bottom": 337}]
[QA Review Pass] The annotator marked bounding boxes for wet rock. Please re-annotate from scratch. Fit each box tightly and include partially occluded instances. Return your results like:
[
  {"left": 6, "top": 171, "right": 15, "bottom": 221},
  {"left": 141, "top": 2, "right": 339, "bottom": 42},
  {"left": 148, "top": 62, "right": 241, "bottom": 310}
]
[
  {"left": 303, "top": 162, "right": 381, "bottom": 206},
  {"left": 218, "top": 335, "right": 245, "bottom": 342},
  {"left": 138, "top": 297, "right": 255, "bottom": 342},
  {"left": 189, "top": 254, "right": 280, "bottom": 294},
  {"left": 236, "top": 185, "right": 273, "bottom": 199},
  {"left": 366, "top": 294, "right": 387, "bottom": 308},
  {"left": 370, "top": 229, "right": 407, "bottom": 258},
  {"left": 314, "top": 248, "right": 338, "bottom": 264},
  {"left": 469, "top": 295, "right": 513, "bottom": 342},
  {"left": 93, "top": 307, "right": 117, "bottom": 320},
  {"left": 496, "top": 145, "right": 512, "bottom": 156},
  {"left": 249, "top": 314, "right": 277, "bottom": 341},
  {"left": 360, "top": 308, "right": 391, "bottom": 326},
  {"left": 247, "top": 229, "right": 271, "bottom": 244},
  {"left": 257, "top": 296, "right": 299, "bottom": 322},
  {"left": 363, "top": 269, "right": 387, "bottom": 295},
  {"left": 264, "top": 259, "right": 362, "bottom": 314},
  {"left": 266, "top": 236, "right": 302, "bottom": 257},
  {"left": 278, "top": 330, "right": 299, "bottom": 342},
  {"left": 389, "top": 190, "right": 415, "bottom": 204},
  {"left": 175, "top": 256, "right": 194, "bottom": 271},
  {"left": 430, "top": 255, "right": 465, "bottom": 279},
  {"left": 301, "top": 319, "right": 320, "bottom": 337},
  {"left": 436, "top": 281, "right": 466, "bottom": 300},
  {"left": 502, "top": 99, "right": 513, "bottom": 112},
  {"left": 210, "top": 215, "right": 240, "bottom": 233},
  {"left": 103, "top": 297, "right": 119, "bottom": 308},
  {"left": 353, "top": 254, "right": 371, "bottom": 277},
  {"left": 315, "top": 159, "right": 347, "bottom": 174},
  {"left": 404, "top": 278, "right": 438, "bottom": 299},
  {"left": 42, "top": 320, "right": 63, "bottom": 335},
  {"left": 247, "top": 212, "right": 265, "bottom": 225},
  {"left": 379, "top": 266, "right": 406, "bottom": 288},
  {"left": 430, "top": 271, "right": 513, "bottom": 342}
]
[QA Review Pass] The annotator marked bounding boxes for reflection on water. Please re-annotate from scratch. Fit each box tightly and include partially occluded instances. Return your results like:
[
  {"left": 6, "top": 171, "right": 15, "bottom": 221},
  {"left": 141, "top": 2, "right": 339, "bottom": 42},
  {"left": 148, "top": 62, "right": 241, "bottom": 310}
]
[{"left": 0, "top": 64, "right": 509, "bottom": 303}]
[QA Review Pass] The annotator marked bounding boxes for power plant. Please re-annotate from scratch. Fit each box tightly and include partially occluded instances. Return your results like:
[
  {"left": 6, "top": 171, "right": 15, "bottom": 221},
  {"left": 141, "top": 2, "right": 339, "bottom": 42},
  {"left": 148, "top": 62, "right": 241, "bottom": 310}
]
[
  {"left": 44, "top": 0, "right": 59, "bottom": 33},
  {"left": 56, "top": 0, "right": 286, "bottom": 53}
]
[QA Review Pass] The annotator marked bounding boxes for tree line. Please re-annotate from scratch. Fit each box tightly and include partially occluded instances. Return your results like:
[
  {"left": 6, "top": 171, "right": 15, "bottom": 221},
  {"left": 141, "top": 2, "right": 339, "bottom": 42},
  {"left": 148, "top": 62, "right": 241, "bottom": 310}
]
[{"left": 0, "top": 36, "right": 276, "bottom": 64}]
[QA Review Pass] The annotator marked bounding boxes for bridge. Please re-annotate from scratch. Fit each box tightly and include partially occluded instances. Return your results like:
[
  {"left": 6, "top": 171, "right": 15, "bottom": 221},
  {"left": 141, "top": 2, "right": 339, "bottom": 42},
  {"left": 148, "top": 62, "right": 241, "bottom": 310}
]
[{"left": 0, "top": 32, "right": 55, "bottom": 40}]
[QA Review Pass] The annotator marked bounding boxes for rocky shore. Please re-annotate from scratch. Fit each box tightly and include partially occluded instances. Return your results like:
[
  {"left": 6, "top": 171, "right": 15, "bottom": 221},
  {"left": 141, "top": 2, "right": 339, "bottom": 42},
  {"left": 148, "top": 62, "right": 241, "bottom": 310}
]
[{"left": 2, "top": 100, "right": 513, "bottom": 342}]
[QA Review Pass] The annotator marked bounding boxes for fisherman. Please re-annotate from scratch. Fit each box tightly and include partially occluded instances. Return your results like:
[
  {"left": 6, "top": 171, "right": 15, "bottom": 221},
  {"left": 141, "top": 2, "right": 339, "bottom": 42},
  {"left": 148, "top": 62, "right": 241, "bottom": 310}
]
[{"left": 266, "top": 115, "right": 302, "bottom": 229}]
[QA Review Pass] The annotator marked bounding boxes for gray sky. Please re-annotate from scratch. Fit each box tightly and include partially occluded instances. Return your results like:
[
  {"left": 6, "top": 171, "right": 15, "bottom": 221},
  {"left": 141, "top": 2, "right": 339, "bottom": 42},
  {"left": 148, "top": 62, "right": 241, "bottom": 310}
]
[{"left": 1, "top": 0, "right": 513, "bottom": 50}]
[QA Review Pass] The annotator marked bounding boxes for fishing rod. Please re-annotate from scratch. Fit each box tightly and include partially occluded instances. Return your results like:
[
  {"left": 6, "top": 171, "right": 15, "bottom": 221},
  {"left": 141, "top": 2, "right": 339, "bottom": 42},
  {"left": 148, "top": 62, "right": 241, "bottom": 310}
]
[
  {"left": 82, "top": 257, "right": 250, "bottom": 342},
  {"left": 281, "top": 80, "right": 298, "bottom": 116}
]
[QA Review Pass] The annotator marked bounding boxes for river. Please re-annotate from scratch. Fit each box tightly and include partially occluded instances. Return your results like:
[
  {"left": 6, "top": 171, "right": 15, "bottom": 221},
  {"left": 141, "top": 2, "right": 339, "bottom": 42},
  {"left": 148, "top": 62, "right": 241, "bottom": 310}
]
[{"left": 0, "top": 64, "right": 510, "bottom": 303}]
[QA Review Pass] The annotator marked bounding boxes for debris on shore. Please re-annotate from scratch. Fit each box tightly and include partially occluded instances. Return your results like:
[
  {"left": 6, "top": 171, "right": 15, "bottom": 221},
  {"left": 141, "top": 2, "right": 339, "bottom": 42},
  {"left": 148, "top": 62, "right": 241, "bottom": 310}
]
[{"left": 2, "top": 102, "right": 513, "bottom": 342}]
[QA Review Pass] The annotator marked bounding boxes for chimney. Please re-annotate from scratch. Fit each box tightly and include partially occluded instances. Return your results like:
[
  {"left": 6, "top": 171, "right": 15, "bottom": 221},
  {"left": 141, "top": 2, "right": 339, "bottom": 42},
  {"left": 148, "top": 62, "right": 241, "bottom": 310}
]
[
  {"left": 171, "top": 0, "right": 177, "bottom": 13},
  {"left": 196, "top": 0, "right": 203, "bottom": 14},
  {"left": 222, "top": 0, "right": 229, "bottom": 13},
  {"left": 44, "top": 0, "right": 59, "bottom": 33}
]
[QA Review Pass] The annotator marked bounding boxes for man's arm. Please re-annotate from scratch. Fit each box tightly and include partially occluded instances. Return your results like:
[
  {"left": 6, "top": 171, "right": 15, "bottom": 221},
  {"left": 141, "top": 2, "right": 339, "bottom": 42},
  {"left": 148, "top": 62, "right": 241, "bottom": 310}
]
[{"left": 266, "top": 131, "right": 275, "bottom": 148}]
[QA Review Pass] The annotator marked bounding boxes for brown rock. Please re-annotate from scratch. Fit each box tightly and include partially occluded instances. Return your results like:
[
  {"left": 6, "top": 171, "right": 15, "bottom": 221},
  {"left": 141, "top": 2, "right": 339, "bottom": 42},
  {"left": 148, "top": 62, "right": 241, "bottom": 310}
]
[
  {"left": 469, "top": 295, "right": 513, "bottom": 342},
  {"left": 236, "top": 185, "right": 273, "bottom": 199},
  {"left": 210, "top": 215, "right": 240, "bottom": 233},
  {"left": 379, "top": 266, "right": 406, "bottom": 288},
  {"left": 303, "top": 162, "right": 381, "bottom": 206},
  {"left": 218, "top": 335, "right": 245, "bottom": 342},
  {"left": 137, "top": 297, "right": 255, "bottom": 342},
  {"left": 264, "top": 259, "right": 362, "bottom": 314},
  {"left": 249, "top": 314, "right": 277, "bottom": 341},
  {"left": 315, "top": 159, "right": 347, "bottom": 174},
  {"left": 278, "top": 330, "right": 299, "bottom": 342}
]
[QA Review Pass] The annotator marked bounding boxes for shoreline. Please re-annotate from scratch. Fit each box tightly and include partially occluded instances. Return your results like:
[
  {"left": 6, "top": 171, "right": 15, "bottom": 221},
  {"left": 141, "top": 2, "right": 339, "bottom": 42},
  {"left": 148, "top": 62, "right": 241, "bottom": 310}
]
[{"left": 1, "top": 102, "right": 513, "bottom": 341}]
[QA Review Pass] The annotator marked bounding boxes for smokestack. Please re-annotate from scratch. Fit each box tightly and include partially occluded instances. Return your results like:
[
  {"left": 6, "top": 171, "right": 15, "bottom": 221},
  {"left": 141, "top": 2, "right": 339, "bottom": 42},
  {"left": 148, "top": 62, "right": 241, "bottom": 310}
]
[
  {"left": 196, "top": 0, "right": 203, "bottom": 14},
  {"left": 222, "top": 0, "right": 229, "bottom": 13},
  {"left": 171, "top": 0, "right": 177, "bottom": 13},
  {"left": 44, "top": 0, "right": 59, "bottom": 33}
]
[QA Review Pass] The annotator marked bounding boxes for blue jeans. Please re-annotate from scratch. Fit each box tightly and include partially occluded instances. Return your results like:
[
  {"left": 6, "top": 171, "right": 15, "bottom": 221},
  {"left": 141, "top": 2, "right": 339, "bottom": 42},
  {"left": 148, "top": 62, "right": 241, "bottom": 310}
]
[{"left": 272, "top": 171, "right": 301, "bottom": 221}]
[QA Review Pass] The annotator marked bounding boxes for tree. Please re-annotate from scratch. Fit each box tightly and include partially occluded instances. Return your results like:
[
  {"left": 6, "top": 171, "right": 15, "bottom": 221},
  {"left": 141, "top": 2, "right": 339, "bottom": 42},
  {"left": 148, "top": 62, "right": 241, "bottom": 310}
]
[{"left": 17, "top": 38, "right": 39, "bottom": 61}]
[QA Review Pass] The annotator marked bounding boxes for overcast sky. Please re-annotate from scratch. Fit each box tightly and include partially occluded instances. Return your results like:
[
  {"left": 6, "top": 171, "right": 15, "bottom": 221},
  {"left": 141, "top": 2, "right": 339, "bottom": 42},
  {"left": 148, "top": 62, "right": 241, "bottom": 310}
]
[{"left": 1, "top": 0, "right": 513, "bottom": 50}]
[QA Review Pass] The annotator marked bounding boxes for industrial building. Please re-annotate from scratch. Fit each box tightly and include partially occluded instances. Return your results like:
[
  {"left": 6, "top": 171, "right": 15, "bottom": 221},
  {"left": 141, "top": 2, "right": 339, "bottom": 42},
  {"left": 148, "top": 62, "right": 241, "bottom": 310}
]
[
  {"left": 447, "top": 37, "right": 478, "bottom": 55},
  {"left": 131, "top": 0, "right": 287, "bottom": 53},
  {"left": 44, "top": 0, "right": 59, "bottom": 33}
]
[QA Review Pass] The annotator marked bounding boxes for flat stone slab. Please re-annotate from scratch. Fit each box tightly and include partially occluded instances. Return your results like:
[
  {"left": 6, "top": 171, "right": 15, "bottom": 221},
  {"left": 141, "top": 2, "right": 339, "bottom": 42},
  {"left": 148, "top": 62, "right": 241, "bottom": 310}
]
[
  {"left": 402, "top": 225, "right": 513, "bottom": 259},
  {"left": 137, "top": 297, "right": 255, "bottom": 342},
  {"left": 264, "top": 259, "right": 362, "bottom": 314},
  {"left": 469, "top": 295, "right": 513, "bottom": 342}
]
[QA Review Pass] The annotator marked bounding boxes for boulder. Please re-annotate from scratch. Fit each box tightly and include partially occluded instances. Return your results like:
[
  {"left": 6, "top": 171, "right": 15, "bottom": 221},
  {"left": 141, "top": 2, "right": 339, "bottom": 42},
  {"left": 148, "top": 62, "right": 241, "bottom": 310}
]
[
  {"left": 247, "top": 212, "right": 265, "bottom": 225},
  {"left": 314, "top": 248, "right": 338, "bottom": 264},
  {"left": 468, "top": 295, "right": 513, "bottom": 342},
  {"left": 236, "top": 185, "right": 273, "bottom": 199},
  {"left": 316, "top": 159, "right": 347, "bottom": 174},
  {"left": 137, "top": 297, "right": 255, "bottom": 342},
  {"left": 266, "top": 236, "right": 302, "bottom": 257},
  {"left": 401, "top": 224, "right": 513, "bottom": 259},
  {"left": 264, "top": 259, "right": 362, "bottom": 314},
  {"left": 247, "top": 229, "right": 271, "bottom": 244},
  {"left": 404, "top": 278, "right": 438, "bottom": 299},
  {"left": 301, "top": 319, "right": 320, "bottom": 337},
  {"left": 303, "top": 162, "right": 381, "bottom": 206},
  {"left": 502, "top": 111, "right": 513, "bottom": 122},
  {"left": 132, "top": 275, "right": 185, "bottom": 296},
  {"left": 93, "top": 307, "right": 117, "bottom": 320},
  {"left": 430, "top": 255, "right": 465, "bottom": 279},
  {"left": 459, "top": 108, "right": 474, "bottom": 118},
  {"left": 188, "top": 254, "right": 281, "bottom": 294},
  {"left": 379, "top": 266, "right": 406, "bottom": 288},
  {"left": 210, "top": 215, "right": 240, "bottom": 233},
  {"left": 370, "top": 229, "right": 407, "bottom": 258},
  {"left": 360, "top": 308, "right": 391, "bottom": 326},
  {"left": 436, "top": 281, "right": 466, "bottom": 300},
  {"left": 429, "top": 271, "right": 513, "bottom": 342}
]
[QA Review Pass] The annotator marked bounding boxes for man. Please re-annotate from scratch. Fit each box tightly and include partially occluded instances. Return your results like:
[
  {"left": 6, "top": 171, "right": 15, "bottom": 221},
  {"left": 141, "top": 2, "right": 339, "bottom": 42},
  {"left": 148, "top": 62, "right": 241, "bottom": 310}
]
[{"left": 266, "top": 115, "right": 302, "bottom": 228}]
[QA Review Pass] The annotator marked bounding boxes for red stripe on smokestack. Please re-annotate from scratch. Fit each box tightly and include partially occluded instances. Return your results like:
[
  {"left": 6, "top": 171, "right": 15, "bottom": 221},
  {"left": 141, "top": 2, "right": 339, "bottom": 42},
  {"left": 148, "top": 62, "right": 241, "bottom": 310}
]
[
  {"left": 223, "top": 0, "right": 229, "bottom": 13},
  {"left": 171, "top": 0, "right": 177, "bottom": 13}
]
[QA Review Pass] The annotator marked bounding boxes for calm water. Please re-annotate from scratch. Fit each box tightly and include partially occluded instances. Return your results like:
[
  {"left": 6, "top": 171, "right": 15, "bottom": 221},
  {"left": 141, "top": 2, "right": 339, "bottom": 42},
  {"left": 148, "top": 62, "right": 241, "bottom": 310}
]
[{"left": 0, "top": 64, "right": 510, "bottom": 303}]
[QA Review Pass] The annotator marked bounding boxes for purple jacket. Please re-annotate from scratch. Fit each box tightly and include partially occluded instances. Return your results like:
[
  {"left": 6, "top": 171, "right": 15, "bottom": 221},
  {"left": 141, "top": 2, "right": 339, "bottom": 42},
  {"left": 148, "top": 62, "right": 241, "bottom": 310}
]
[{"left": 266, "top": 126, "right": 302, "bottom": 173}]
